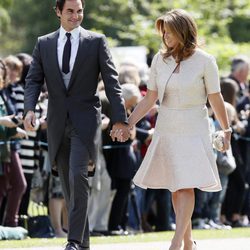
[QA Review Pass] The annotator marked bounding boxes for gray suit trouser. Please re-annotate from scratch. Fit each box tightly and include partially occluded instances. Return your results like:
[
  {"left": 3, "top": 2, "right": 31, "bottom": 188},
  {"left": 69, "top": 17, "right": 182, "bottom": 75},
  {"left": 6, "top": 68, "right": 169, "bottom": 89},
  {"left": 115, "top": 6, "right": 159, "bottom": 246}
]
[{"left": 56, "top": 118, "right": 89, "bottom": 248}]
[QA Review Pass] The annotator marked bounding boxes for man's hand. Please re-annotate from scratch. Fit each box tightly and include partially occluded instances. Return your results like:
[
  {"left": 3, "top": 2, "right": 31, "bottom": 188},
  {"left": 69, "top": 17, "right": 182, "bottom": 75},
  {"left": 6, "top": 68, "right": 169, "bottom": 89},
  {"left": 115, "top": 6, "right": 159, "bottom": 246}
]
[
  {"left": 23, "top": 111, "right": 36, "bottom": 131},
  {"left": 110, "top": 122, "right": 130, "bottom": 142}
]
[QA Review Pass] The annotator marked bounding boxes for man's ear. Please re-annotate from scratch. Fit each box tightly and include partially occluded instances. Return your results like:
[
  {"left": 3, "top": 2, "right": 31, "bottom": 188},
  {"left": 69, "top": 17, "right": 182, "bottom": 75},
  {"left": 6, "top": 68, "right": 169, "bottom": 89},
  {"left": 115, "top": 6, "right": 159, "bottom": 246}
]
[{"left": 54, "top": 6, "right": 61, "bottom": 19}]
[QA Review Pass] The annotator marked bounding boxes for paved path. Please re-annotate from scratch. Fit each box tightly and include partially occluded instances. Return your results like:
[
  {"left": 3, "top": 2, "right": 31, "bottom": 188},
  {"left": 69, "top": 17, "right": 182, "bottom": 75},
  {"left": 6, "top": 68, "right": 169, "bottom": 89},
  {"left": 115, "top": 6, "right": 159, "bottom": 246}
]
[{"left": 3, "top": 238, "right": 250, "bottom": 250}]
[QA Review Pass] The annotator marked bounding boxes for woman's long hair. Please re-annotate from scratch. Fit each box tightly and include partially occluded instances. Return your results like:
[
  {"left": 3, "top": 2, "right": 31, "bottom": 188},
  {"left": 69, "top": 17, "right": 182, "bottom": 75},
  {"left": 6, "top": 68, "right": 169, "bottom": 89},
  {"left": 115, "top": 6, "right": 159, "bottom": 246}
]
[{"left": 156, "top": 9, "right": 198, "bottom": 63}]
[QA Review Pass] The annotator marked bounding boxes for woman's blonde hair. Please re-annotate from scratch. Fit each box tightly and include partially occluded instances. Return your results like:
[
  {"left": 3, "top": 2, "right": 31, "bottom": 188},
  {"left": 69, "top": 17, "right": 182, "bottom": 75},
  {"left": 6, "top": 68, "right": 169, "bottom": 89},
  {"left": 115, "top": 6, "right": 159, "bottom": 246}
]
[
  {"left": 4, "top": 55, "right": 23, "bottom": 83},
  {"left": 156, "top": 9, "right": 198, "bottom": 62}
]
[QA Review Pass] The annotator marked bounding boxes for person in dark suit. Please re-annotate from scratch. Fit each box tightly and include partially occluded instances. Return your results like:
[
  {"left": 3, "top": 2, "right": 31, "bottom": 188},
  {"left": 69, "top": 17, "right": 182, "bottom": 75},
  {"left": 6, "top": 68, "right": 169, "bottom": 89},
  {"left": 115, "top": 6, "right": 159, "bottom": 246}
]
[{"left": 23, "top": 1, "right": 129, "bottom": 249}]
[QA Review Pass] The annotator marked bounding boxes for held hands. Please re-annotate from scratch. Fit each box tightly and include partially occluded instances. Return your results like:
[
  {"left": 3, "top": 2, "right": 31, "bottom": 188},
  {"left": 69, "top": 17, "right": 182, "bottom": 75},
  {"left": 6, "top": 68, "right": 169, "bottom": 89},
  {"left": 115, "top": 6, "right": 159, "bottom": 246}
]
[{"left": 110, "top": 122, "right": 130, "bottom": 142}]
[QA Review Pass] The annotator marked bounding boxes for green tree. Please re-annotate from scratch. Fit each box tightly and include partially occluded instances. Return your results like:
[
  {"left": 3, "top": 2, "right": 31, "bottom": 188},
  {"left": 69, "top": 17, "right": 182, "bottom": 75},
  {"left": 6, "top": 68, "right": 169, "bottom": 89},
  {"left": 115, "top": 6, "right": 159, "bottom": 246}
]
[
  {"left": 2, "top": 0, "right": 58, "bottom": 54},
  {"left": 1, "top": 0, "right": 250, "bottom": 72},
  {"left": 0, "top": 0, "right": 12, "bottom": 33},
  {"left": 0, "top": 0, "right": 12, "bottom": 56}
]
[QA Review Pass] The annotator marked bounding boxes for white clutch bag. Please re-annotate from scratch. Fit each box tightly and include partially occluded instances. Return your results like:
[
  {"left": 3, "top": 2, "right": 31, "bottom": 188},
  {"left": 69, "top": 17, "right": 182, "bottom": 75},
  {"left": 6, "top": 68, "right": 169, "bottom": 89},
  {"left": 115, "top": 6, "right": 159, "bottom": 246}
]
[{"left": 212, "top": 130, "right": 224, "bottom": 151}]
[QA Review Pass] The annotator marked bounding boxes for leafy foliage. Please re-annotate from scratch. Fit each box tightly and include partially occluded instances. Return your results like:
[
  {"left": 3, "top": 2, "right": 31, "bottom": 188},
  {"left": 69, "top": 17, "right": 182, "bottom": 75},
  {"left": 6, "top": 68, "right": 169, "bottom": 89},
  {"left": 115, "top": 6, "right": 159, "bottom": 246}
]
[
  {"left": 0, "top": 0, "right": 250, "bottom": 72},
  {"left": 229, "top": 15, "right": 250, "bottom": 43},
  {"left": 0, "top": 0, "right": 12, "bottom": 32},
  {"left": 0, "top": 0, "right": 12, "bottom": 7}
]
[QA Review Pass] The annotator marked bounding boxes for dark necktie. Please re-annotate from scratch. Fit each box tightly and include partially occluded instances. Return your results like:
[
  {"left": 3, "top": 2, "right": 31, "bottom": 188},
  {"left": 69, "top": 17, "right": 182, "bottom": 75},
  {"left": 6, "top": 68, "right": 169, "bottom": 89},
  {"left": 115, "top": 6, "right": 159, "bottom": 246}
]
[{"left": 62, "top": 32, "right": 71, "bottom": 74}]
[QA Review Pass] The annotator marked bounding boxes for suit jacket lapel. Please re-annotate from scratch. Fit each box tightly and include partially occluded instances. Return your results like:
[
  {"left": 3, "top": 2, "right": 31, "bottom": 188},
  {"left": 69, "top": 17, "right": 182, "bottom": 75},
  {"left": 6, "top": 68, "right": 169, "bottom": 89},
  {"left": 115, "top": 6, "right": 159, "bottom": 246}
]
[
  {"left": 47, "top": 30, "right": 67, "bottom": 92},
  {"left": 67, "top": 27, "right": 91, "bottom": 91}
]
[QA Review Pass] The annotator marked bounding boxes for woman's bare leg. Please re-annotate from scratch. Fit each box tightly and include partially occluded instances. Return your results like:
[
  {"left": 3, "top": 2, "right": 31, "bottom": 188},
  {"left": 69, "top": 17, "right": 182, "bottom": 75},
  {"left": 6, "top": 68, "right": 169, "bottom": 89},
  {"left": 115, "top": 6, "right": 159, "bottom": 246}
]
[
  {"left": 49, "top": 198, "right": 67, "bottom": 238},
  {"left": 183, "top": 222, "right": 196, "bottom": 250},
  {"left": 169, "top": 189, "right": 195, "bottom": 250},
  {"left": 172, "top": 193, "right": 194, "bottom": 250}
]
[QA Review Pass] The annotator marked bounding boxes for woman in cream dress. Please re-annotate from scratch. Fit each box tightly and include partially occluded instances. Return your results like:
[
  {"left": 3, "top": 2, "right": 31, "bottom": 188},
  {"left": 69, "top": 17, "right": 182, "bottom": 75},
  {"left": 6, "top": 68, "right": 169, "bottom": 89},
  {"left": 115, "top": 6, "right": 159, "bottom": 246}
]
[{"left": 127, "top": 9, "right": 231, "bottom": 250}]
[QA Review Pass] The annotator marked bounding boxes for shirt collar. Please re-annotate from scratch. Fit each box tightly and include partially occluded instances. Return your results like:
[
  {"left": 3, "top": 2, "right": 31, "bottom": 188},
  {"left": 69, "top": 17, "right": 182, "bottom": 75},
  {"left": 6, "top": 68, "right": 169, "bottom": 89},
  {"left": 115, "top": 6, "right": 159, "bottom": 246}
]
[{"left": 59, "top": 26, "right": 80, "bottom": 41}]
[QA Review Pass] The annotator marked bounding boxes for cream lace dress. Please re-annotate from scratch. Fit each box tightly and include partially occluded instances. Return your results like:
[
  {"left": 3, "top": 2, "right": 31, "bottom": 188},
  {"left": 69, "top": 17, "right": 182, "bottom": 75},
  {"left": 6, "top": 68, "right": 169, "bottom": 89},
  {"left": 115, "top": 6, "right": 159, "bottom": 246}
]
[{"left": 133, "top": 49, "right": 222, "bottom": 192}]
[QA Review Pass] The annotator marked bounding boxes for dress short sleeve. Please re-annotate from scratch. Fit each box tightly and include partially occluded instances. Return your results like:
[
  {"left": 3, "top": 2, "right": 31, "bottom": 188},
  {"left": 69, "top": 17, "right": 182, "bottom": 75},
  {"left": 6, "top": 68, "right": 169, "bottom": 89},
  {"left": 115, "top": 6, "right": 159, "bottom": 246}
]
[
  {"left": 147, "top": 53, "right": 158, "bottom": 91},
  {"left": 204, "top": 55, "right": 221, "bottom": 94}
]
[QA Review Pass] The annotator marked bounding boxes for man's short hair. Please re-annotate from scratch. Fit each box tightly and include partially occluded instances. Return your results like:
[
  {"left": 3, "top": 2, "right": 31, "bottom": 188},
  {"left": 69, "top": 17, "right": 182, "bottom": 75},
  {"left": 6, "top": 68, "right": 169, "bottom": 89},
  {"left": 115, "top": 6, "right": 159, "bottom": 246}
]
[
  {"left": 55, "top": 0, "right": 85, "bottom": 12},
  {"left": 231, "top": 56, "right": 249, "bottom": 73},
  {"left": 121, "top": 83, "right": 141, "bottom": 101}
]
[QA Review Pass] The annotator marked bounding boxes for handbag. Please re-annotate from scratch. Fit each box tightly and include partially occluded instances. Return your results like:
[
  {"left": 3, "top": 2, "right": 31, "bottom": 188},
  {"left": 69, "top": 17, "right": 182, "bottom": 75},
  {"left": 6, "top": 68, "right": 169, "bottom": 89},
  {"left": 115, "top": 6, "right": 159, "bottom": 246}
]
[
  {"left": 27, "top": 203, "right": 55, "bottom": 238},
  {"left": 216, "top": 148, "right": 236, "bottom": 175}
]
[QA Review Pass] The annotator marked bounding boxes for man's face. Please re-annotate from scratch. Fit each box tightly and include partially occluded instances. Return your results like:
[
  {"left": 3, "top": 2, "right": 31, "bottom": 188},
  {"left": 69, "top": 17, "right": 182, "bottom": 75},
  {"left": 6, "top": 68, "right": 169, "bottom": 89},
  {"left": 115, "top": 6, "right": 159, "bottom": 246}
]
[
  {"left": 56, "top": 0, "right": 84, "bottom": 31},
  {"left": 242, "top": 64, "right": 249, "bottom": 83}
]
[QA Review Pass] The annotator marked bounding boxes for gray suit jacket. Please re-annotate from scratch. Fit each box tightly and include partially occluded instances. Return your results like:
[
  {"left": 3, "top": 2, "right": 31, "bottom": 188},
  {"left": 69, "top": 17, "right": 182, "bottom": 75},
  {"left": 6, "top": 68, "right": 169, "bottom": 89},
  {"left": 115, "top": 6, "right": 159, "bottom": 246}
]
[{"left": 24, "top": 27, "right": 127, "bottom": 171}]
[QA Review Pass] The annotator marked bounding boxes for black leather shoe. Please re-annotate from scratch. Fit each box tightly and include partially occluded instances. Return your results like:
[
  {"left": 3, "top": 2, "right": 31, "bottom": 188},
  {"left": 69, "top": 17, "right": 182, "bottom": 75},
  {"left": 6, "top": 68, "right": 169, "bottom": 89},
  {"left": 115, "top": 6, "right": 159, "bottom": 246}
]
[{"left": 64, "top": 242, "right": 79, "bottom": 250}]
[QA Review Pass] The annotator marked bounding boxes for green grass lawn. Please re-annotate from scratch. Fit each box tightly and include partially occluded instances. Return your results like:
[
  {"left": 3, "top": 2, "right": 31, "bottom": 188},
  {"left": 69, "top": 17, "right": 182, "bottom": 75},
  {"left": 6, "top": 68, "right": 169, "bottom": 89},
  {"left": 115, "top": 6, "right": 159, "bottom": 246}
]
[{"left": 0, "top": 228, "right": 250, "bottom": 248}]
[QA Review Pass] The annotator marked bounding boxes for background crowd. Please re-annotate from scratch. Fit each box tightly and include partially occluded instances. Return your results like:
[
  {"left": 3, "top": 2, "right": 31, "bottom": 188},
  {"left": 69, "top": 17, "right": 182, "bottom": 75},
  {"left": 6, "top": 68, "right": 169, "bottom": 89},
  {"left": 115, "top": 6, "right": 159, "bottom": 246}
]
[{"left": 0, "top": 50, "right": 249, "bottom": 238}]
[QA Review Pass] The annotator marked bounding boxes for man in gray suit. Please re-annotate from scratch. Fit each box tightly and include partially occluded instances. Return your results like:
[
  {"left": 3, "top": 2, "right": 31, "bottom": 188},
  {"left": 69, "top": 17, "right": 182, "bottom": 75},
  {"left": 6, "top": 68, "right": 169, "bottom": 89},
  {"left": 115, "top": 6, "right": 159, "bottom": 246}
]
[{"left": 23, "top": 0, "right": 129, "bottom": 249}]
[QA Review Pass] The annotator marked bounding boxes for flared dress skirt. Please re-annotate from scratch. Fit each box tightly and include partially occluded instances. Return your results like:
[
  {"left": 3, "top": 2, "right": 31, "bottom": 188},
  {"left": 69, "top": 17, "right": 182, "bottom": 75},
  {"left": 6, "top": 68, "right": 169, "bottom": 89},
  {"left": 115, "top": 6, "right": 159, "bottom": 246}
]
[{"left": 133, "top": 102, "right": 222, "bottom": 192}]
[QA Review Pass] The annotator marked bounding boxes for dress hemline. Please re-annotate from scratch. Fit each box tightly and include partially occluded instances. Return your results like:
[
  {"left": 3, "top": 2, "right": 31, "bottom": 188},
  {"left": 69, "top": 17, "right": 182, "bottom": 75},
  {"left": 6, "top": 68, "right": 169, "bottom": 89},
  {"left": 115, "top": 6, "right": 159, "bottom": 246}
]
[{"left": 133, "top": 180, "right": 222, "bottom": 193}]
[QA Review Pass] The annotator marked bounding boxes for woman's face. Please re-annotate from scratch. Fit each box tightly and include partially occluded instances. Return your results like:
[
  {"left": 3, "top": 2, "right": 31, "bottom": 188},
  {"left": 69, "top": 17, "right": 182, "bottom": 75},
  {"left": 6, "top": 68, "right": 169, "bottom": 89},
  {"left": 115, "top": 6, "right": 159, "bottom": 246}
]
[
  {"left": 5, "top": 66, "right": 19, "bottom": 85},
  {"left": 163, "top": 26, "right": 179, "bottom": 48}
]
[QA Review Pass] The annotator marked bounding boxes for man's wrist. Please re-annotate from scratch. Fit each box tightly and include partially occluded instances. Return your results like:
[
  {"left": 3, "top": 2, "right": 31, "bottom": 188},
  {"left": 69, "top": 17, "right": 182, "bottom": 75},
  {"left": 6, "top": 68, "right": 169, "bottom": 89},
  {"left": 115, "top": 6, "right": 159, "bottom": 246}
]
[{"left": 23, "top": 110, "right": 34, "bottom": 119}]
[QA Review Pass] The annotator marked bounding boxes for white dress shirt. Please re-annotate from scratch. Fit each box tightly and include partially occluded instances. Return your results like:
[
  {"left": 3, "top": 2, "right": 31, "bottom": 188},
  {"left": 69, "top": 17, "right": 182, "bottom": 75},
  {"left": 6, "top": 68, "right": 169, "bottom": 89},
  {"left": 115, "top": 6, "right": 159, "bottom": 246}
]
[{"left": 57, "top": 26, "right": 80, "bottom": 73}]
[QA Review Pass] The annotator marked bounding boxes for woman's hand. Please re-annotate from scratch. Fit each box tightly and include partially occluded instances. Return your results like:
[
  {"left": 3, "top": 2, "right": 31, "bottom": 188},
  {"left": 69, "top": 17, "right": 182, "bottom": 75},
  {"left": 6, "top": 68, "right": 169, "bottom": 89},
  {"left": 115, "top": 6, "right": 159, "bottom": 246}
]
[
  {"left": 0, "top": 115, "right": 17, "bottom": 128},
  {"left": 110, "top": 122, "right": 130, "bottom": 142},
  {"left": 13, "top": 127, "right": 28, "bottom": 139},
  {"left": 208, "top": 92, "right": 232, "bottom": 151}
]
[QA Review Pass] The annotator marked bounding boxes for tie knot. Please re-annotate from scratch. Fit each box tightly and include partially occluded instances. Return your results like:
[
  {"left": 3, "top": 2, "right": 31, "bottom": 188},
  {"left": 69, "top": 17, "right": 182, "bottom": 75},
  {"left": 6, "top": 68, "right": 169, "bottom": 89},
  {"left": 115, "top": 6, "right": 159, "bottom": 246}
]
[{"left": 66, "top": 33, "right": 71, "bottom": 39}]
